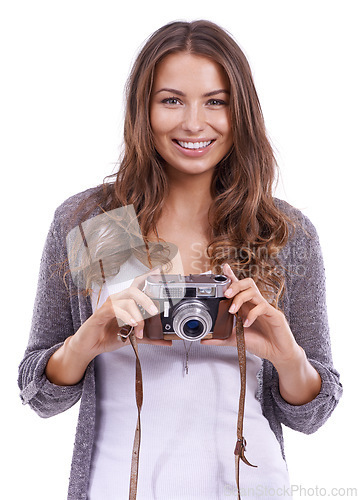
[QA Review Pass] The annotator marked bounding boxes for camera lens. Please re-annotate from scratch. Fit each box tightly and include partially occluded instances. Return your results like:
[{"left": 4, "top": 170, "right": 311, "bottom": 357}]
[
  {"left": 172, "top": 300, "right": 212, "bottom": 341},
  {"left": 183, "top": 319, "right": 204, "bottom": 338}
]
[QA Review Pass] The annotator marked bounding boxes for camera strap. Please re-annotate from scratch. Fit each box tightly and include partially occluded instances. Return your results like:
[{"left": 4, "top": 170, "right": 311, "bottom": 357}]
[
  {"left": 234, "top": 316, "right": 257, "bottom": 498},
  {"left": 124, "top": 312, "right": 255, "bottom": 500}
]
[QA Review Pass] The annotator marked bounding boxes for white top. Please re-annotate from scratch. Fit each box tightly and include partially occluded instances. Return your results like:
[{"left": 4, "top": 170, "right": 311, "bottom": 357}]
[{"left": 87, "top": 257, "right": 291, "bottom": 499}]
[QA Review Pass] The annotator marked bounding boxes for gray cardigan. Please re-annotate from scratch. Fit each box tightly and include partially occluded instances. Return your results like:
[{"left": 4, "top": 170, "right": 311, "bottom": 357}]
[{"left": 18, "top": 187, "right": 343, "bottom": 500}]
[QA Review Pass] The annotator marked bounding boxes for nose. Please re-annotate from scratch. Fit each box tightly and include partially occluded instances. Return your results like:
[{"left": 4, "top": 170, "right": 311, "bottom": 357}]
[{"left": 181, "top": 103, "right": 205, "bottom": 133}]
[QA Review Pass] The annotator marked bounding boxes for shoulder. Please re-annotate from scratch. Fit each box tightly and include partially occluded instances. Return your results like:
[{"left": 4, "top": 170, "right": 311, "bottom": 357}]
[
  {"left": 273, "top": 198, "right": 324, "bottom": 278},
  {"left": 273, "top": 197, "right": 319, "bottom": 241},
  {"left": 54, "top": 185, "right": 104, "bottom": 220},
  {"left": 52, "top": 185, "right": 109, "bottom": 236}
]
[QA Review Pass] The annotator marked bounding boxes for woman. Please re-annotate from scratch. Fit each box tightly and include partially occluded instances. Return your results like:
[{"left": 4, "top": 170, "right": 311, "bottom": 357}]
[{"left": 18, "top": 20, "right": 342, "bottom": 499}]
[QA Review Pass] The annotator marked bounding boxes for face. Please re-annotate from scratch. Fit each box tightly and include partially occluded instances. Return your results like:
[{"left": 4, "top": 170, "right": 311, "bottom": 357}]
[{"left": 150, "top": 52, "right": 233, "bottom": 178}]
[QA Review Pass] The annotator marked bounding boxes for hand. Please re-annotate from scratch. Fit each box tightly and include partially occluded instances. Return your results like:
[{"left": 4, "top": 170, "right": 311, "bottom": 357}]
[
  {"left": 69, "top": 267, "right": 172, "bottom": 360},
  {"left": 200, "top": 263, "right": 300, "bottom": 365}
]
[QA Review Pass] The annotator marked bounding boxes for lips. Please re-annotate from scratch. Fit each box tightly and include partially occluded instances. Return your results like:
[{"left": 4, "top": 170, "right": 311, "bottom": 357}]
[{"left": 171, "top": 138, "right": 216, "bottom": 158}]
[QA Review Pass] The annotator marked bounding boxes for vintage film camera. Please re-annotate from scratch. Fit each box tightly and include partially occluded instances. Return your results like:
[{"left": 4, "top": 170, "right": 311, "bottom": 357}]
[{"left": 143, "top": 273, "right": 234, "bottom": 341}]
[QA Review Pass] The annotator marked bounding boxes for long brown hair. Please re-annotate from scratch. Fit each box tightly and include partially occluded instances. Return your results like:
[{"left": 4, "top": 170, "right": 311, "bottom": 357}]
[{"left": 74, "top": 20, "right": 295, "bottom": 306}]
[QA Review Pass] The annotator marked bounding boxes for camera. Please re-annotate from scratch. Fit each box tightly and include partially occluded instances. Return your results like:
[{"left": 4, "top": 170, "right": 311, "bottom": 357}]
[{"left": 143, "top": 273, "right": 234, "bottom": 341}]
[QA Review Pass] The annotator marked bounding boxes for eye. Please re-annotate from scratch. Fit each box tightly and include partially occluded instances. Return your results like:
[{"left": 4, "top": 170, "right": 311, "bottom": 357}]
[
  {"left": 207, "top": 99, "right": 227, "bottom": 106},
  {"left": 161, "top": 97, "right": 181, "bottom": 105}
]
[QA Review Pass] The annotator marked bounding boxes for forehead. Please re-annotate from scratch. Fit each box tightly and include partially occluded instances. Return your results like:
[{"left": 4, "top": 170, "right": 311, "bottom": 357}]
[{"left": 153, "top": 52, "right": 230, "bottom": 91}]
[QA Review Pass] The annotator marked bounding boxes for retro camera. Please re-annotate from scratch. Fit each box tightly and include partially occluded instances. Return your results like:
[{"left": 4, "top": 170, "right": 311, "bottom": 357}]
[{"left": 143, "top": 273, "right": 234, "bottom": 341}]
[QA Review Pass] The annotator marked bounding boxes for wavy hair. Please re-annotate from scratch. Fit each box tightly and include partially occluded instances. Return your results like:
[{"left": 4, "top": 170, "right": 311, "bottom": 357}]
[{"left": 73, "top": 20, "right": 295, "bottom": 307}]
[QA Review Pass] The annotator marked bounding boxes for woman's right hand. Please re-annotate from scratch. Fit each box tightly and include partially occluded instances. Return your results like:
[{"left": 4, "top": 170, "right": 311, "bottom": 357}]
[
  {"left": 68, "top": 268, "right": 172, "bottom": 361},
  {"left": 46, "top": 268, "right": 171, "bottom": 386}
]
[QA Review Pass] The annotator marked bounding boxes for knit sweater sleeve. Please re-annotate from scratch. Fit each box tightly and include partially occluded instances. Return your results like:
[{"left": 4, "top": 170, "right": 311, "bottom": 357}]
[
  {"left": 269, "top": 206, "right": 343, "bottom": 433},
  {"left": 18, "top": 205, "right": 88, "bottom": 418}
]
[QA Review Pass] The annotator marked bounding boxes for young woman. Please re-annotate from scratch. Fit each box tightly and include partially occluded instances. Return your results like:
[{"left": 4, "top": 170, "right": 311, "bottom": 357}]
[{"left": 18, "top": 20, "right": 342, "bottom": 499}]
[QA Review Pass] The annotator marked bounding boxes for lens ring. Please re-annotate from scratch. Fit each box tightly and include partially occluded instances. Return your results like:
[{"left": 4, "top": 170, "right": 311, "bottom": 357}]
[{"left": 173, "top": 300, "right": 212, "bottom": 341}]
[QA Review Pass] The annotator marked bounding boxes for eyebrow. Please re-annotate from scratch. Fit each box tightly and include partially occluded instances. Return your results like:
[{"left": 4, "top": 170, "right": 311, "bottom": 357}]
[{"left": 155, "top": 88, "right": 230, "bottom": 97}]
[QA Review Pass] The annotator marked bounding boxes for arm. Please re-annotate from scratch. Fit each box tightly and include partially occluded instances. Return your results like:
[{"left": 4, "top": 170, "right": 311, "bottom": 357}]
[
  {"left": 273, "top": 344, "right": 322, "bottom": 405},
  {"left": 269, "top": 212, "right": 343, "bottom": 432},
  {"left": 45, "top": 335, "right": 95, "bottom": 386},
  {"left": 18, "top": 206, "right": 170, "bottom": 413},
  {"left": 18, "top": 209, "right": 87, "bottom": 418},
  {"left": 201, "top": 206, "right": 342, "bottom": 432},
  {"left": 209, "top": 263, "right": 324, "bottom": 406}
]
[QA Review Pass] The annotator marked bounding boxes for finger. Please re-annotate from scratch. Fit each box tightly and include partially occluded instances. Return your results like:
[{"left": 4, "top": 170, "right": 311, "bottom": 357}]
[
  {"left": 228, "top": 288, "right": 265, "bottom": 314},
  {"left": 116, "top": 298, "right": 146, "bottom": 324},
  {"left": 243, "top": 301, "right": 271, "bottom": 328},
  {"left": 112, "top": 287, "right": 159, "bottom": 317},
  {"left": 99, "top": 297, "right": 145, "bottom": 330},
  {"left": 112, "top": 304, "right": 140, "bottom": 328},
  {"left": 224, "top": 277, "right": 259, "bottom": 299},
  {"left": 131, "top": 265, "right": 162, "bottom": 290},
  {"left": 222, "top": 263, "right": 239, "bottom": 282},
  {"left": 133, "top": 322, "right": 145, "bottom": 339}
]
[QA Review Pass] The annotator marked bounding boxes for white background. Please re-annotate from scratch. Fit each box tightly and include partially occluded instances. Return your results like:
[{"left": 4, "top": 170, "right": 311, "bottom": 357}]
[{"left": 1, "top": 1, "right": 357, "bottom": 499}]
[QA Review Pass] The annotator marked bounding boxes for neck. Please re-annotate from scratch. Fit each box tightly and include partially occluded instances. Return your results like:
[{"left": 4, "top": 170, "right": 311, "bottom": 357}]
[{"left": 163, "top": 169, "right": 213, "bottom": 219}]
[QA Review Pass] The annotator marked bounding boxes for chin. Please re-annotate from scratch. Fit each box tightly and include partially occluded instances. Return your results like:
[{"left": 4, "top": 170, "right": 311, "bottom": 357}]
[{"left": 172, "top": 165, "right": 215, "bottom": 176}]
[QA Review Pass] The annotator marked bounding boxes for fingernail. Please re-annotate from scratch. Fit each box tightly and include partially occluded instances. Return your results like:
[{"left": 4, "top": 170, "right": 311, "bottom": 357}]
[
  {"left": 129, "top": 318, "right": 138, "bottom": 326},
  {"left": 149, "top": 305, "right": 158, "bottom": 315},
  {"left": 243, "top": 319, "right": 250, "bottom": 327},
  {"left": 138, "top": 329, "right": 143, "bottom": 338},
  {"left": 229, "top": 304, "right": 236, "bottom": 314},
  {"left": 225, "top": 289, "right": 233, "bottom": 297}
]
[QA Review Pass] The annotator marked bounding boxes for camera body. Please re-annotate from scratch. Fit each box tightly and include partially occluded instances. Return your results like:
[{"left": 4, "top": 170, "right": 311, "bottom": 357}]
[{"left": 143, "top": 273, "right": 234, "bottom": 342}]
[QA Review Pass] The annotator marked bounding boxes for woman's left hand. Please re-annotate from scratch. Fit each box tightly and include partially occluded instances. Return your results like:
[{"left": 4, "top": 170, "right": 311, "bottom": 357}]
[{"left": 200, "top": 263, "right": 300, "bottom": 365}]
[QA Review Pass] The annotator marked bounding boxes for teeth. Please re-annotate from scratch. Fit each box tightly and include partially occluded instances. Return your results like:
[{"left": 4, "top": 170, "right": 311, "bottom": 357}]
[{"left": 177, "top": 140, "right": 212, "bottom": 149}]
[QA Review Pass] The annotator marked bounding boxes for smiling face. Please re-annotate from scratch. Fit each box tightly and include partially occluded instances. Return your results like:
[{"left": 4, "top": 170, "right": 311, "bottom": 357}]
[{"left": 150, "top": 52, "right": 233, "bottom": 179}]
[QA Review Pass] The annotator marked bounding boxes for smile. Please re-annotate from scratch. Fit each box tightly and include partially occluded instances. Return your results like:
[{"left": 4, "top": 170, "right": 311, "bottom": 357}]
[{"left": 174, "top": 140, "right": 214, "bottom": 150}]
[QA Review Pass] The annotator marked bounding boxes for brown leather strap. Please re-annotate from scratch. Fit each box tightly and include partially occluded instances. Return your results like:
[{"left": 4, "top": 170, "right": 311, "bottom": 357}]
[
  {"left": 128, "top": 331, "right": 143, "bottom": 500},
  {"left": 234, "top": 314, "right": 257, "bottom": 499},
  {"left": 124, "top": 314, "right": 256, "bottom": 499}
]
